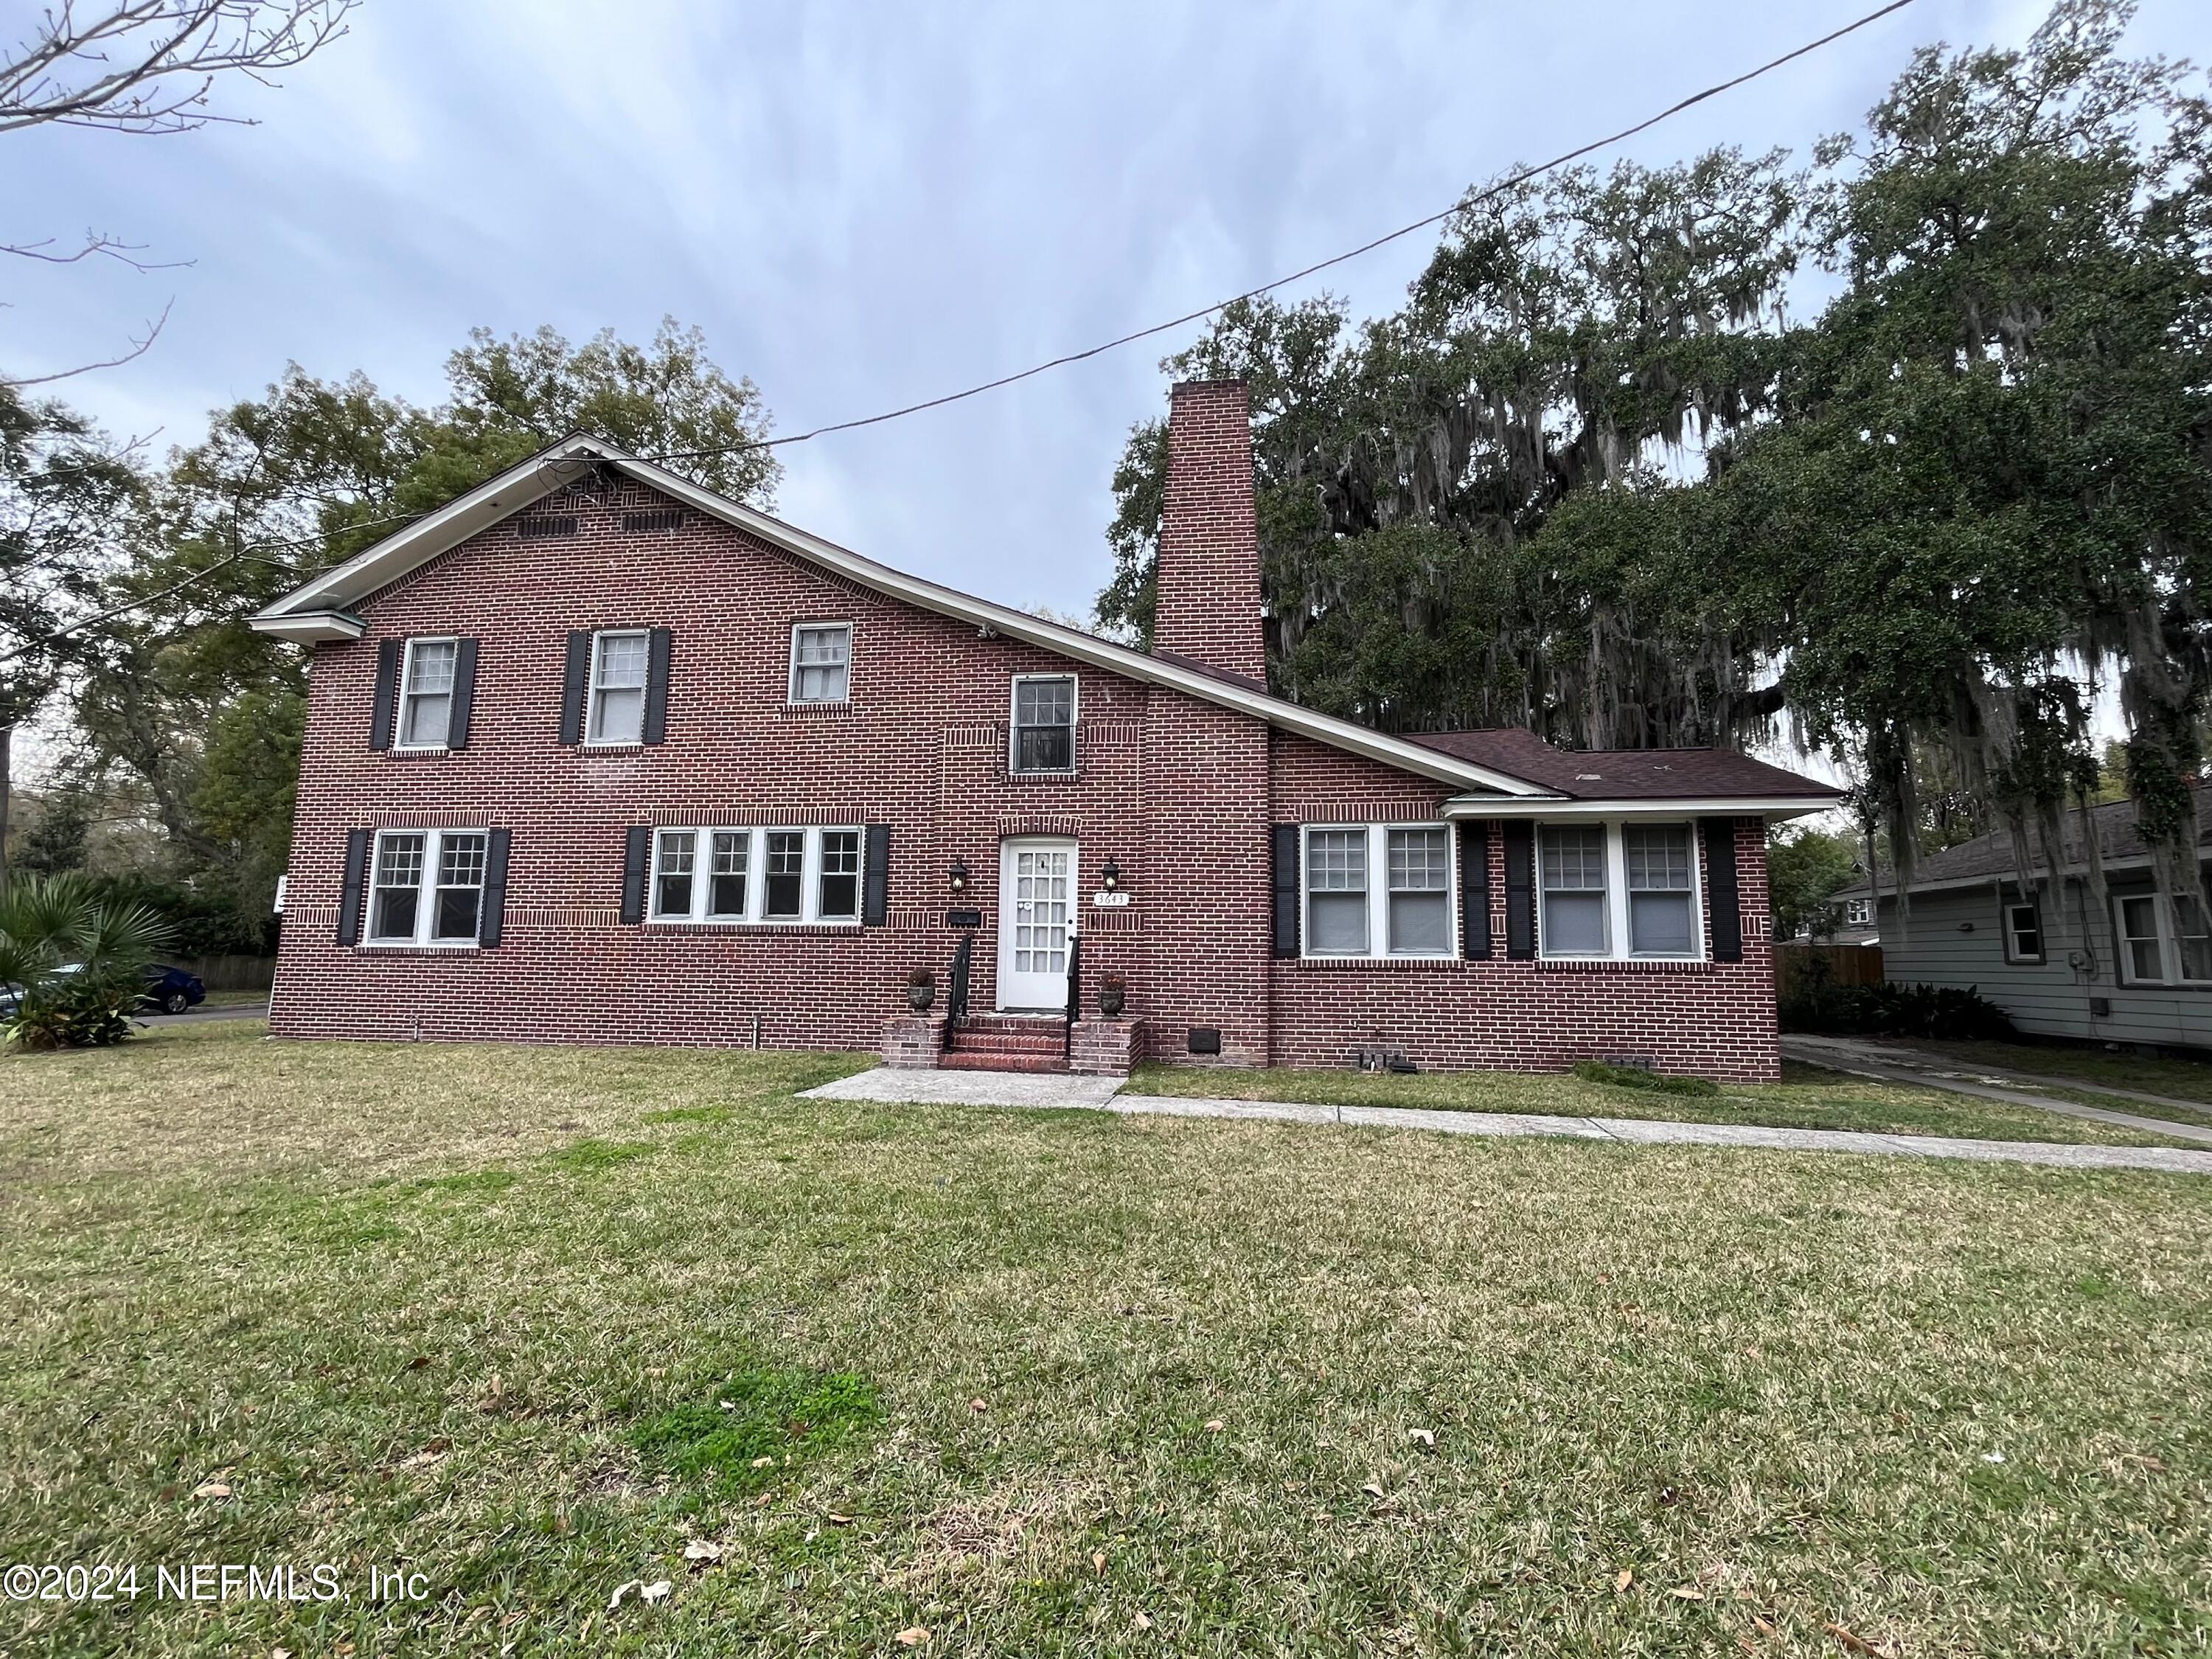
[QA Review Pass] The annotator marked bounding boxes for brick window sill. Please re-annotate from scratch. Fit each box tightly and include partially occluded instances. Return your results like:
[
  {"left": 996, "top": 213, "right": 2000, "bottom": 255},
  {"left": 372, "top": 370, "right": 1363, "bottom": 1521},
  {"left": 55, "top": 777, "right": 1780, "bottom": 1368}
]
[
  {"left": 1534, "top": 958, "right": 1716, "bottom": 974},
  {"left": 352, "top": 944, "right": 481, "bottom": 956},
  {"left": 779, "top": 701, "right": 853, "bottom": 720},
  {"left": 641, "top": 922, "right": 863, "bottom": 935},
  {"left": 1292, "top": 955, "right": 1467, "bottom": 973}
]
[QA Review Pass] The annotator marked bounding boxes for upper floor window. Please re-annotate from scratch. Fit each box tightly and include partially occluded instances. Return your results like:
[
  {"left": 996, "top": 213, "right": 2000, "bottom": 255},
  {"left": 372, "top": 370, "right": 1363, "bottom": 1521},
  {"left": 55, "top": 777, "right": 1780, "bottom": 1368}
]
[
  {"left": 2115, "top": 892, "right": 2212, "bottom": 986},
  {"left": 1538, "top": 821, "right": 1705, "bottom": 961},
  {"left": 650, "top": 826, "right": 861, "bottom": 925},
  {"left": 1843, "top": 897, "right": 1874, "bottom": 928},
  {"left": 397, "top": 638, "right": 458, "bottom": 749},
  {"left": 1012, "top": 675, "right": 1076, "bottom": 774},
  {"left": 368, "top": 829, "right": 487, "bottom": 947},
  {"left": 2003, "top": 898, "right": 2045, "bottom": 964},
  {"left": 589, "top": 630, "right": 648, "bottom": 744},
  {"left": 790, "top": 624, "right": 851, "bottom": 703},
  {"left": 1303, "top": 824, "right": 1456, "bottom": 959}
]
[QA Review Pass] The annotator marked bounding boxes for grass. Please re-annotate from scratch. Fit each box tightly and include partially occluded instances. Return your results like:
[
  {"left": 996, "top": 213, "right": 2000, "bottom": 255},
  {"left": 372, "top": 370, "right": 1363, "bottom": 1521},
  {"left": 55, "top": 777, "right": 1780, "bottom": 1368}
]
[
  {"left": 1, "top": 1020, "right": 2208, "bottom": 1657},
  {"left": 194, "top": 988, "right": 271, "bottom": 1009},
  {"left": 1872, "top": 1037, "right": 2212, "bottom": 1107},
  {"left": 1124, "top": 1057, "right": 2205, "bottom": 1147}
]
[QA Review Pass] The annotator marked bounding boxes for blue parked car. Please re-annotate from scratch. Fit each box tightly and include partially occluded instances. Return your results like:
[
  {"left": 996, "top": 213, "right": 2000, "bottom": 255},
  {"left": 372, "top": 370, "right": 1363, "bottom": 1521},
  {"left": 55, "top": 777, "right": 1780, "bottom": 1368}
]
[{"left": 141, "top": 965, "right": 206, "bottom": 1015}]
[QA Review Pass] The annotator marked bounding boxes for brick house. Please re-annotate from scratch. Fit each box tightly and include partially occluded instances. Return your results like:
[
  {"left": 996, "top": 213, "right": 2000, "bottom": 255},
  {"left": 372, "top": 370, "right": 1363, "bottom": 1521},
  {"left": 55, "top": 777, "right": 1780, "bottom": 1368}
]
[{"left": 250, "top": 380, "right": 1839, "bottom": 1079}]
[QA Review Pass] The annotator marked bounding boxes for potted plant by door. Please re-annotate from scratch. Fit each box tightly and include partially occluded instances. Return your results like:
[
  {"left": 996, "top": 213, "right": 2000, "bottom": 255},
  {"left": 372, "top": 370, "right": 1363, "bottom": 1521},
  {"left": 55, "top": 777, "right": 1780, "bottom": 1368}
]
[
  {"left": 1098, "top": 972, "right": 1127, "bottom": 1018},
  {"left": 907, "top": 967, "right": 936, "bottom": 1013}
]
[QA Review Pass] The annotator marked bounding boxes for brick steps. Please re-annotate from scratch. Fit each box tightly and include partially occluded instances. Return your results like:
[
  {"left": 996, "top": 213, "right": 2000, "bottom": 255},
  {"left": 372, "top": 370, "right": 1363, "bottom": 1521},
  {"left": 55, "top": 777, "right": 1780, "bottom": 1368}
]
[
  {"left": 939, "top": 1050, "right": 1069, "bottom": 1074},
  {"left": 941, "top": 1014, "right": 1070, "bottom": 1074}
]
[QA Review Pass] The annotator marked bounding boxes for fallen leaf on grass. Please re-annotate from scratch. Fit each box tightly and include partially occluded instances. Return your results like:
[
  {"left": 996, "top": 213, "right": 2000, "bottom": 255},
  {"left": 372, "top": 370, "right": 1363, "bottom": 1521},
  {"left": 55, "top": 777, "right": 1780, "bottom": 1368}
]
[
  {"left": 1092, "top": 1551, "right": 1107, "bottom": 1576},
  {"left": 1203, "top": 1419, "right": 1225, "bottom": 1432},
  {"left": 1360, "top": 1481, "right": 1386, "bottom": 1500},
  {"left": 272, "top": 1648, "right": 292, "bottom": 1659},
  {"left": 895, "top": 1628, "right": 931, "bottom": 1647},
  {"left": 1133, "top": 1611, "right": 1154, "bottom": 1630},
  {"left": 1672, "top": 1586, "right": 1705, "bottom": 1600},
  {"left": 1823, "top": 1623, "right": 1888, "bottom": 1658},
  {"left": 401, "top": 1355, "right": 431, "bottom": 1371},
  {"left": 607, "top": 1581, "right": 640, "bottom": 1610},
  {"left": 2124, "top": 1453, "right": 2167, "bottom": 1472},
  {"left": 1407, "top": 1428, "right": 1436, "bottom": 1448},
  {"left": 824, "top": 1512, "right": 855, "bottom": 1526},
  {"left": 750, "top": 1455, "right": 775, "bottom": 1468},
  {"left": 681, "top": 1540, "right": 723, "bottom": 1565},
  {"left": 1614, "top": 1570, "right": 1633, "bottom": 1593},
  {"left": 399, "top": 1437, "right": 453, "bottom": 1471},
  {"left": 192, "top": 1481, "right": 232, "bottom": 1500},
  {"left": 969, "top": 1397, "right": 988, "bottom": 1413},
  {"left": 640, "top": 1581, "right": 672, "bottom": 1604}
]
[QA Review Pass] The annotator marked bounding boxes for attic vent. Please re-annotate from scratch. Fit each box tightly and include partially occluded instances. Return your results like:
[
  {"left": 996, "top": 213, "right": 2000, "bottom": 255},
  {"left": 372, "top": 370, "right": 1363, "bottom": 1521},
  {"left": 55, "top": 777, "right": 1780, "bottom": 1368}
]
[
  {"left": 622, "top": 507, "right": 684, "bottom": 534},
  {"left": 517, "top": 514, "right": 579, "bottom": 540}
]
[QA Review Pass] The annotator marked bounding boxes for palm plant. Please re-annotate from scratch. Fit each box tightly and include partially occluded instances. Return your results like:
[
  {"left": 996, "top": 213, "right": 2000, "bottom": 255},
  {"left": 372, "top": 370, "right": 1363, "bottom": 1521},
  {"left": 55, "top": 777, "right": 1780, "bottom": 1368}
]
[{"left": 1, "top": 874, "right": 177, "bottom": 1050}]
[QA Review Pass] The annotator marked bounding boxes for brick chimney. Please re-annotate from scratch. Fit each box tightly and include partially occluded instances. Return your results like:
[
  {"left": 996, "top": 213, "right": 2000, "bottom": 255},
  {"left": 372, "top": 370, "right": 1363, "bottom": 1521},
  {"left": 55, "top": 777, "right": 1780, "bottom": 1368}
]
[{"left": 1152, "top": 379, "right": 1266, "bottom": 684}]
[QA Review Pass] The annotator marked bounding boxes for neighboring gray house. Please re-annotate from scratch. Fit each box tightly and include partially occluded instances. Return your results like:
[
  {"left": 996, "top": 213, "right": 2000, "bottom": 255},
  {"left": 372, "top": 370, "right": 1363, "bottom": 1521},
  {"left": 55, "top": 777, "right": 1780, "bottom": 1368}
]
[{"left": 1835, "top": 787, "right": 2212, "bottom": 1053}]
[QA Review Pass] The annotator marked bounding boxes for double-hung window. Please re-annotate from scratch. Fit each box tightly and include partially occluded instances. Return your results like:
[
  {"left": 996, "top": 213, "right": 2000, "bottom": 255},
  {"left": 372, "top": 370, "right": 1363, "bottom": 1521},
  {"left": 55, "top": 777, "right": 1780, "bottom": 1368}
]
[
  {"left": 1011, "top": 675, "right": 1077, "bottom": 774},
  {"left": 1302, "top": 824, "right": 1456, "bottom": 959},
  {"left": 1540, "top": 826, "right": 1611, "bottom": 955},
  {"left": 708, "top": 831, "right": 749, "bottom": 919},
  {"left": 2003, "top": 897, "right": 2045, "bottom": 964},
  {"left": 790, "top": 624, "right": 851, "bottom": 703},
  {"left": 1537, "top": 821, "right": 1705, "bottom": 961},
  {"left": 653, "top": 830, "right": 697, "bottom": 919},
  {"left": 588, "top": 630, "right": 649, "bottom": 744},
  {"left": 367, "top": 829, "right": 488, "bottom": 946},
  {"left": 397, "top": 638, "right": 457, "bottom": 748},
  {"left": 2117, "top": 891, "right": 2212, "bottom": 985},
  {"left": 647, "top": 826, "right": 866, "bottom": 925}
]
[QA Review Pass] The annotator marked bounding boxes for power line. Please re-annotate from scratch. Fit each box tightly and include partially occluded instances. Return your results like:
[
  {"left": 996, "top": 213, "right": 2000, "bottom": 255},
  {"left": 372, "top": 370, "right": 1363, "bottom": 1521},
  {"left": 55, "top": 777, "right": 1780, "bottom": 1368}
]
[{"left": 640, "top": 0, "right": 1917, "bottom": 466}]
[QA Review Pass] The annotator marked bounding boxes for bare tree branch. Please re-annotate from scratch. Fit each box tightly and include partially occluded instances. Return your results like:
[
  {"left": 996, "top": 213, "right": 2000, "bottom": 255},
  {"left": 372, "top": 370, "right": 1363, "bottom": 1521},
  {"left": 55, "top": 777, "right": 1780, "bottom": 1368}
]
[
  {"left": 1, "top": 296, "right": 173, "bottom": 387},
  {"left": 1, "top": 229, "right": 191, "bottom": 272},
  {"left": 0, "top": 2, "right": 357, "bottom": 137}
]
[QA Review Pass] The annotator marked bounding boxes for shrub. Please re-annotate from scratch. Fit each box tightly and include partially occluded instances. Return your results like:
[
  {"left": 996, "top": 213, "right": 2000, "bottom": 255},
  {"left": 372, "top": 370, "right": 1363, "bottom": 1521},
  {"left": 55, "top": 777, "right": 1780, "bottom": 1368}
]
[
  {"left": 1571, "top": 1060, "right": 1722, "bottom": 1097},
  {"left": 5, "top": 976, "right": 140, "bottom": 1051},
  {"left": 0, "top": 874, "right": 177, "bottom": 1051},
  {"left": 1778, "top": 981, "right": 2014, "bottom": 1041}
]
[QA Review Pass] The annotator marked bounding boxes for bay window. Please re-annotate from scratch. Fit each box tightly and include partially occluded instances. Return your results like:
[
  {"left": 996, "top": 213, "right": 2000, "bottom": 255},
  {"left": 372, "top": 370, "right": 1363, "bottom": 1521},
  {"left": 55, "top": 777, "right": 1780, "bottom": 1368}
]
[
  {"left": 1303, "top": 824, "right": 1455, "bottom": 959},
  {"left": 1537, "top": 821, "right": 1705, "bottom": 961},
  {"left": 366, "top": 829, "right": 489, "bottom": 946},
  {"left": 644, "top": 827, "right": 863, "bottom": 925}
]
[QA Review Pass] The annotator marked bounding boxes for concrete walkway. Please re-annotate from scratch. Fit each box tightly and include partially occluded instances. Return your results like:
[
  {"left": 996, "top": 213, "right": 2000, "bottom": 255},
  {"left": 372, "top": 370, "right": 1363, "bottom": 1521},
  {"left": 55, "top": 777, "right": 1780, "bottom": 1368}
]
[
  {"left": 799, "top": 1068, "right": 2212, "bottom": 1175},
  {"left": 1781, "top": 1034, "right": 2212, "bottom": 1147}
]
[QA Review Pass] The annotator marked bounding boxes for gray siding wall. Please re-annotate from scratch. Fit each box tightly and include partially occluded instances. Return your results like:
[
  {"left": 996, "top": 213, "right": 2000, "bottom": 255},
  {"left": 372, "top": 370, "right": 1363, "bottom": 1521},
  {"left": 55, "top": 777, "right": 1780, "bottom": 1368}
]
[{"left": 1877, "top": 874, "right": 2212, "bottom": 1048}]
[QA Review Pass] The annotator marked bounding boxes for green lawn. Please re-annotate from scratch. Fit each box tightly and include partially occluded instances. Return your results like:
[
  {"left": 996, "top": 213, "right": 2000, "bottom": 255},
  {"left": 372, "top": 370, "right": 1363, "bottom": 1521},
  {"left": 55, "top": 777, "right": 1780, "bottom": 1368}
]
[
  {"left": 1125, "top": 1057, "right": 2202, "bottom": 1147},
  {"left": 1874, "top": 1037, "right": 2212, "bottom": 1109},
  {"left": 4, "top": 1022, "right": 2209, "bottom": 1657}
]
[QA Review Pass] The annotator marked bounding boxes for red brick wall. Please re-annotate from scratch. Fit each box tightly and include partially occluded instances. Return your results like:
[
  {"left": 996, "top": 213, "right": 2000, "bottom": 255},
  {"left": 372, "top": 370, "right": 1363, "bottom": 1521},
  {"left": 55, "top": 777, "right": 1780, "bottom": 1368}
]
[
  {"left": 272, "top": 475, "right": 1780, "bottom": 1079},
  {"left": 1151, "top": 380, "right": 1267, "bottom": 683}
]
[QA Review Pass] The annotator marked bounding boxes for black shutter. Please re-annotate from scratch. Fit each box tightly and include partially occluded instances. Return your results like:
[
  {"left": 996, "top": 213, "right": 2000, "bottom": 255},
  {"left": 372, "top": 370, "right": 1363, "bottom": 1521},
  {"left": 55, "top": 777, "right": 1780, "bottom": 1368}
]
[
  {"left": 1270, "top": 824, "right": 1300, "bottom": 959},
  {"left": 1503, "top": 821, "right": 1536, "bottom": 960},
  {"left": 560, "top": 631, "right": 591, "bottom": 745},
  {"left": 1703, "top": 817, "right": 1743, "bottom": 963},
  {"left": 369, "top": 640, "right": 401, "bottom": 751},
  {"left": 479, "top": 827, "right": 510, "bottom": 947},
  {"left": 642, "top": 626, "right": 672, "bottom": 745},
  {"left": 1460, "top": 822, "right": 1492, "bottom": 960},
  {"left": 336, "top": 828, "right": 371, "bottom": 946},
  {"left": 862, "top": 824, "right": 891, "bottom": 926},
  {"left": 446, "top": 637, "right": 480, "bottom": 750},
  {"left": 620, "top": 825, "right": 650, "bottom": 924}
]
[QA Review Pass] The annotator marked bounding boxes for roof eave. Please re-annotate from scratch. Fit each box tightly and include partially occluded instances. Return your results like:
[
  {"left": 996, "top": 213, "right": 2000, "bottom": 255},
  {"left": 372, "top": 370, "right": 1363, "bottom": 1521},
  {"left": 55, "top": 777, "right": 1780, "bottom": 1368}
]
[
  {"left": 246, "top": 608, "right": 366, "bottom": 644},
  {"left": 1442, "top": 793, "right": 1840, "bottom": 821}
]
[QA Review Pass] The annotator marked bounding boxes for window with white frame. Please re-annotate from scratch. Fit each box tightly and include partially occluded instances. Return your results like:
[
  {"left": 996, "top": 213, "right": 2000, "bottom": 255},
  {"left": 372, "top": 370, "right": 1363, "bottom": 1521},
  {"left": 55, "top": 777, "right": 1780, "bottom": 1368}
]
[
  {"left": 1844, "top": 897, "right": 1874, "bottom": 928},
  {"left": 366, "top": 829, "right": 488, "bottom": 946},
  {"left": 2003, "top": 897, "right": 2045, "bottom": 964},
  {"left": 646, "top": 826, "right": 866, "bottom": 925},
  {"left": 2116, "top": 891, "right": 2212, "bottom": 985},
  {"left": 588, "top": 630, "right": 648, "bottom": 744},
  {"left": 1537, "top": 821, "right": 1705, "bottom": 961},
  {"left": 789, "top": 624, "right": 851, "bottom": 703},
  {"left": 1302, "top": 824, "right": 1455, "bottom": 959},
  {"left": 397, "top": 638, "right": 457, "bottom": 748},
  {"left": 1011, "top": 675, "right": 1077, "bottom": 774}
]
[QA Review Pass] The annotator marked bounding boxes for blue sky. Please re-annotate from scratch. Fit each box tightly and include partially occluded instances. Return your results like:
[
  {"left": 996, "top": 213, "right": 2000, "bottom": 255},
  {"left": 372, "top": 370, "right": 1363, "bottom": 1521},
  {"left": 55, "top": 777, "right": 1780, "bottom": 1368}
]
[{"left": 4, "top": 0, "right": 2200, "bottom": 631}]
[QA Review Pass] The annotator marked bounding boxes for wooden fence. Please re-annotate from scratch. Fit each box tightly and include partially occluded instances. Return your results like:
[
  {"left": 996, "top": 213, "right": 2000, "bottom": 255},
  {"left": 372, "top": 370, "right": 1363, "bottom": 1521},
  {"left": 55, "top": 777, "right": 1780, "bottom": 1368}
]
[
  {"left": 181, "top": 953, "right": 276, "bottom": 992},
  {"left": 1774, "top": 944, "right": 1884, "bottom": 1001}
]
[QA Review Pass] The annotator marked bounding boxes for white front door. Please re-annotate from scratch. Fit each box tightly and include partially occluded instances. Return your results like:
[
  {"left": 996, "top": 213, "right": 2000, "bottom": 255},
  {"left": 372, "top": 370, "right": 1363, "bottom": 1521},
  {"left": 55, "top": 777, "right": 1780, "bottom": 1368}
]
[{"left": 998, "top": 838, "right": 1077, "bottom": 1010}]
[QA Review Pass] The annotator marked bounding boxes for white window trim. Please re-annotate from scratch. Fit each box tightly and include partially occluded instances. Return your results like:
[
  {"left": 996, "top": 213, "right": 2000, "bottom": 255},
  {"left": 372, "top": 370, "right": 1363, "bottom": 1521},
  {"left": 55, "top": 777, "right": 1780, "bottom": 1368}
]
[
  {"left": 392, "top": 635, "right": 459, "bottom": 753},
  {"left": 585, "top": 627, "right": 650, "bottom": 749},
  {"left": 2001, "top": 897, "right": 2045, "bottom": 964},
  {"left": 787, "top": 621, "right": 853, "bottom": 706},
  {"left": 646, "top": 825, "right": 864, "bottom": 927},
  {"left": 1009, "top": 672, "right": 1079, "bottom": 776},
  {"left": 364, "top": 827, "right": 490, "bottom": 949},
  {"left": 2112, "top": 891, "right": 2212, "bottom": 987},
  {"left": 1299, "top": 822, "right": 1458, "bottom": 961},
  {"left": 1844, "top": 898, "right": 1874, "bottom": 928},
  {"left": 1537, "top": 820, "right": 1705, "bottom": 963}
]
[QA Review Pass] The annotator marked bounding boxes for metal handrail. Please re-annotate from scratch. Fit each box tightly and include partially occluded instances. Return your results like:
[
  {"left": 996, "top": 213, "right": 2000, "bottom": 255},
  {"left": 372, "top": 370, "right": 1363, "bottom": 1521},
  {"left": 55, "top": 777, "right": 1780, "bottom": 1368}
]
[
  {"left": 1062, "top": 933, "right": 1082, "bottom": 1063},
  {"left": 946, "top": 933, "right": 973, "bottom": 1034}
]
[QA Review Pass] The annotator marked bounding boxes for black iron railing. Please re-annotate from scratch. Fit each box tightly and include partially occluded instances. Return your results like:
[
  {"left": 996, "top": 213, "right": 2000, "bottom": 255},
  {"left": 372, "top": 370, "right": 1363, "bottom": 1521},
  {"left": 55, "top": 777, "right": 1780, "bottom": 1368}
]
[
  {"left": 946, "top": 933, "right": 973, "bottom": 1034},
  {"left": 1062, "top": 933, "right": 1082, "bottom": 1063}
]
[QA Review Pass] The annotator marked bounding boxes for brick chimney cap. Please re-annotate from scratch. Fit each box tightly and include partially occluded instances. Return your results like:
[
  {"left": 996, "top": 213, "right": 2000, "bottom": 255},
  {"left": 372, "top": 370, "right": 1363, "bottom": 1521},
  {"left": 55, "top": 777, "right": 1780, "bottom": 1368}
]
[{"left": 1169, "top": 378, "right": 1250, "bottom": 395}]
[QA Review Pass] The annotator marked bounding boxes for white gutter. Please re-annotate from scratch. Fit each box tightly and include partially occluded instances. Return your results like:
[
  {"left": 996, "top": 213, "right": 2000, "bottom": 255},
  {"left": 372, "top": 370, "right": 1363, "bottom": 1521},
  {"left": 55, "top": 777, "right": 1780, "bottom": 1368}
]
[{"left": 1442, "top": 793, "right": 1839, "bottom": 821}]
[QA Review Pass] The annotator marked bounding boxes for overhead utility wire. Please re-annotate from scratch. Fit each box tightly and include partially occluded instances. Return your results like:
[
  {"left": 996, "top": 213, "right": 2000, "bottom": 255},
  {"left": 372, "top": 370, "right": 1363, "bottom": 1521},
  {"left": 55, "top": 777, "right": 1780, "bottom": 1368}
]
[{"left": 639, "top": 0, "right": 1917, "bottom": 465}]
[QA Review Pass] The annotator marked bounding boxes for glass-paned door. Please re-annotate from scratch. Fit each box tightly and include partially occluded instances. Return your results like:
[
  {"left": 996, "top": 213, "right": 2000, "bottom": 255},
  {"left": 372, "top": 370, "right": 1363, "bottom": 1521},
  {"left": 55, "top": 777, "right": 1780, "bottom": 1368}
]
[{"left": 997, "top": 839, "right": 1077, "bottom": 1009}]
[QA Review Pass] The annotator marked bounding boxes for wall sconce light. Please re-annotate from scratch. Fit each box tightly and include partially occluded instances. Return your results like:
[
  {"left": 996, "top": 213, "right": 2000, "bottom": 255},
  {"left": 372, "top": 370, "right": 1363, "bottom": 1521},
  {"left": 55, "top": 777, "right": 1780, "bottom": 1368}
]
[
  {"left": 1100, "top": 860, "right": 1121, "bottom": 892},
  {"left": 948, "top": 858, "right": 970, "bottom": 894}
]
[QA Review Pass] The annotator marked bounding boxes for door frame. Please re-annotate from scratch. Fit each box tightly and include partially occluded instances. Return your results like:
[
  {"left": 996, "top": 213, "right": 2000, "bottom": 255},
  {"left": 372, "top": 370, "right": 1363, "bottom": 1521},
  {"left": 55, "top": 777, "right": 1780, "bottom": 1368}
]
[{"left": 996, "top": 836, "right": 1079, "bottom": 1011}]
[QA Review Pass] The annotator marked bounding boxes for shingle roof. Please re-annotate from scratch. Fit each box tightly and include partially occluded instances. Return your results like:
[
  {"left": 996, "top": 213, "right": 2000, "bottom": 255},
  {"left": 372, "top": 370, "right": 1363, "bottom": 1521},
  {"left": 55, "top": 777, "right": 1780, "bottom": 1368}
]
[
  {"left": 1842, "top": 784, "right": 2212, "bottom": 897},
  {"left": 1405, "top": 728, "right": 1843, "bottom": 802}
]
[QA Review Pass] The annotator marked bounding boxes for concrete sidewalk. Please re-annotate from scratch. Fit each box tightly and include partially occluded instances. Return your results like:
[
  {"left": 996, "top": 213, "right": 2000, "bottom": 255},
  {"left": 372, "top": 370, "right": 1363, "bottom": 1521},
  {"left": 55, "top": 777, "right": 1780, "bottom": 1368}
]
[
  {"left": 799, "top": 1069, "right": 2212, "bottom": 1175},
  {"left": 1781, "top": 1034, "right": 2212, "bottom": 1147}
]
